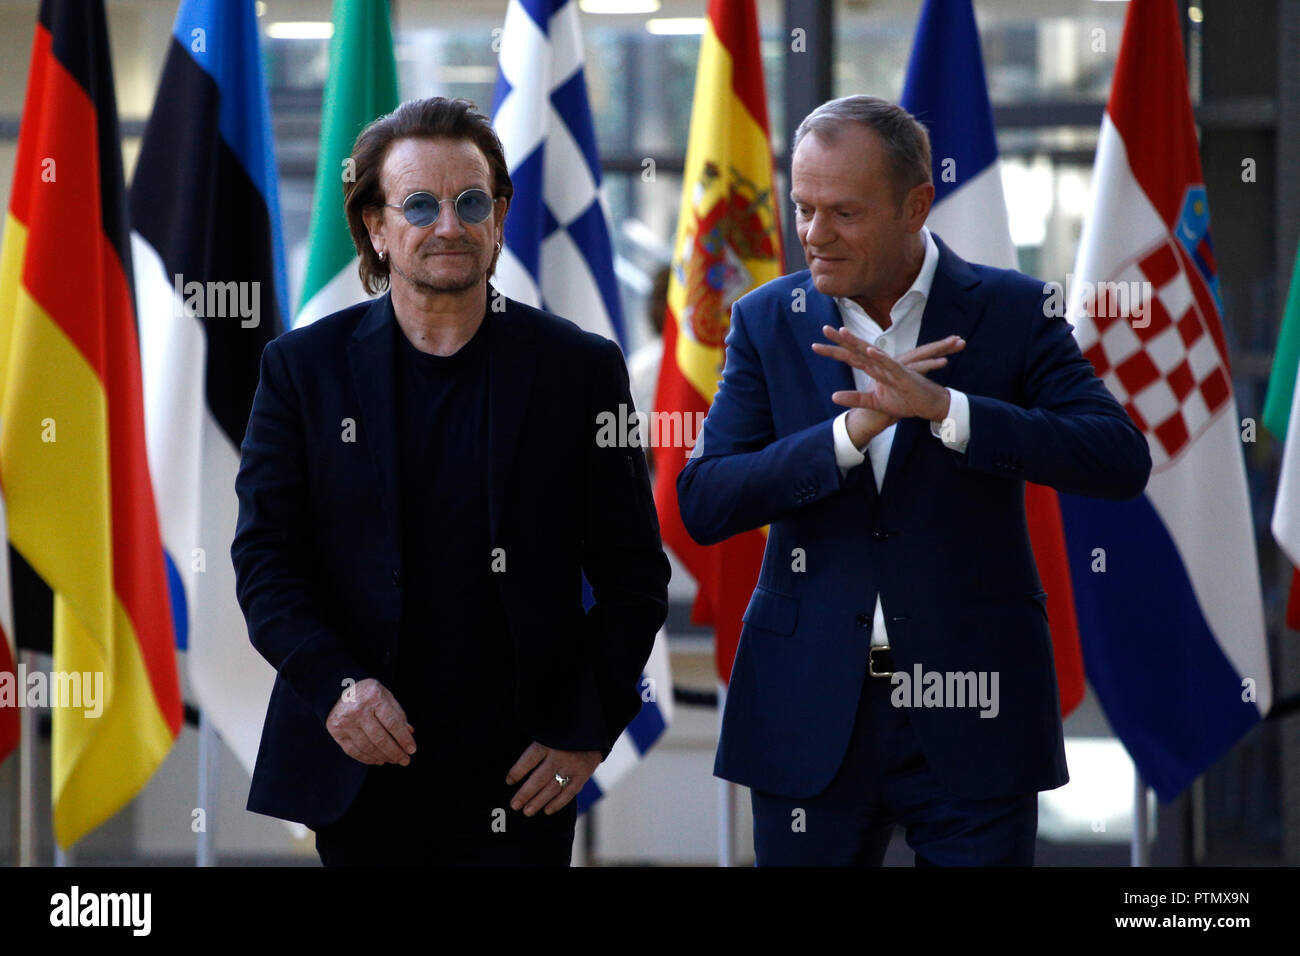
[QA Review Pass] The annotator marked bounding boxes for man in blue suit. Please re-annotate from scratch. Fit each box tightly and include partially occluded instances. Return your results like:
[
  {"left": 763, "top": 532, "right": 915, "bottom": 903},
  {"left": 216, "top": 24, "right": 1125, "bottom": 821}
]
[{"left": 677, "top": 96, "right": 1151, "bottom": 866}]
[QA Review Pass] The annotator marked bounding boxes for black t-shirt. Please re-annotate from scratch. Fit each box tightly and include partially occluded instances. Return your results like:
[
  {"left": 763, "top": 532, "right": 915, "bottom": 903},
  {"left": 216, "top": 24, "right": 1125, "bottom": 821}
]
[{"left": 388, "top": 311, "right": 526, "bottom": 786}]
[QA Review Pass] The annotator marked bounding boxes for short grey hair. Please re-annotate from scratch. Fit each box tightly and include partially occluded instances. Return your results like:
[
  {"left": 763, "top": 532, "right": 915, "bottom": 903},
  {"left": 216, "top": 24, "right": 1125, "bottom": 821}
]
[{"left": 793, "top": 95, "right": 933, "bottom": 208}]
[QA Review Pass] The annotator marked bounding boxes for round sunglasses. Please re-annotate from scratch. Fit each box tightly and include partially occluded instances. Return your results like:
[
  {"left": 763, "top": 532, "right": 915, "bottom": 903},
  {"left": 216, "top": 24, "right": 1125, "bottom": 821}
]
[{"left": 384, "top": 188, "right": 496, "bottom": 227}]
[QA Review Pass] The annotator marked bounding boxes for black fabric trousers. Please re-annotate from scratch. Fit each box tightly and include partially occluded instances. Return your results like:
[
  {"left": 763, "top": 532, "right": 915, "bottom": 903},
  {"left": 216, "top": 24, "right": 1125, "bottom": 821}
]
[{"left": 314, "top": 754, "right": 578, "bottom": 867}]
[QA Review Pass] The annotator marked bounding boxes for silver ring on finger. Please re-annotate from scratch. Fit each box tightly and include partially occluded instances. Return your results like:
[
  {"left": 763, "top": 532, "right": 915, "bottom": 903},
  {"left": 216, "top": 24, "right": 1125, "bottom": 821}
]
[{"left": 554, "top": 772, "right": 571, "bottom": 789}]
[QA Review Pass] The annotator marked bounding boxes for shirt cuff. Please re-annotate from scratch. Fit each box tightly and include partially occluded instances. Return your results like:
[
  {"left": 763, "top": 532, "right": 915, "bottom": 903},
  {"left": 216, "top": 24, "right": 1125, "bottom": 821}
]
[
  {"left": 833, "top": 410, "right": 867, "bottom": 475},
  {"left": 930, "top": 388, "right": 970, "bottom": 453}
]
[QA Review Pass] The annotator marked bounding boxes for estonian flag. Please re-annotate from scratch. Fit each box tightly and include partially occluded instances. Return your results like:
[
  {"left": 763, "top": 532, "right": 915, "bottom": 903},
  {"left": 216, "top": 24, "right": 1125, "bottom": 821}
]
[{"left": 130, "top": 0, "right": 286, "bottom": 779}]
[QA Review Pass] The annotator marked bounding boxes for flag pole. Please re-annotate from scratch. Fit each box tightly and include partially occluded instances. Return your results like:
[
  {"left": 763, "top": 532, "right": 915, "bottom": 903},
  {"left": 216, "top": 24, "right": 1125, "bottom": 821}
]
[
  {"left": 196, "top": 708, "right": 216, "bottom": 866},
  {"left": 1131, "top": 769, "right": 1149, "bottom": 866},
  {"left": 16, "top": 649, "right": 37, "bottom": 866},
  {"left": 716, "top": 681, "right": 734, "bottom": 867}
]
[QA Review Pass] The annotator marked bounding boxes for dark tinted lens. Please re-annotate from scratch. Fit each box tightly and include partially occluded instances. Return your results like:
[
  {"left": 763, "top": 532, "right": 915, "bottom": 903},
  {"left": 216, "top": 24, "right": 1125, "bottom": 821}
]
[
  {"left": 455, "top": 189, "right": 494, "bottom": 224},
  {"left": 402, "top": 193, "right": 439, "bottom": 227}
]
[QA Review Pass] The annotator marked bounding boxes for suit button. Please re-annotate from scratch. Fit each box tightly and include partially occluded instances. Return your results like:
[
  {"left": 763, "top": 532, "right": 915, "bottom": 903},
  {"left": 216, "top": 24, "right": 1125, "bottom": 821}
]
[
  {"left": 856, "top": 613, "right": 871, "bottom": 627},
  {"left": 872, "top": 529, "right": 890, "bottom": 540},
  {"left": 392, "top": 570, "right": 402, "bottom": 587}
]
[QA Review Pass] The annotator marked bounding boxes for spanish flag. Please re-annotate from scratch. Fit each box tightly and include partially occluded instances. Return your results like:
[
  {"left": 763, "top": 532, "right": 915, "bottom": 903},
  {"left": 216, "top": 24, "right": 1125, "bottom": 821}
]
[
  {"left": 0, "top": 0, "right": 182, "bottom": 847},
  {"left": 654, "top": 0, "right": 781, "bottom": 682}
]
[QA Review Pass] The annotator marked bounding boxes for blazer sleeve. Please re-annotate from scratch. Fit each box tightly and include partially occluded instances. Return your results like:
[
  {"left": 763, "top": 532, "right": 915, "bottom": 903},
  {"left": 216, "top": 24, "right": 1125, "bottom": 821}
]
[
  {"left": 575, "top": 337, "right": 672, "bottom": 756},
  {"left": 957, "top": 285, "right": 1152, "bottom": 499},
  {"left": 231, "top": 337, "right": 376, "bottom": 726},
  {"left": 676, "top": 298, "right": 847, "bottom": 546}
]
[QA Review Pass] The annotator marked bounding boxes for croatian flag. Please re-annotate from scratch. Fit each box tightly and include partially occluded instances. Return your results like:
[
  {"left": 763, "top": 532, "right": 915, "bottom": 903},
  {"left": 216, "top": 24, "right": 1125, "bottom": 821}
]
[
  {"left": 1059, "top": 0, "right": 1269, "bottom": 801},
  {"left": 130, "top": 0, "right": 285, "bottom": 777},
  {"left": 490, "top": 0, "right": 671, "bottom": 811},
  {"left": 901, "top": 0, "right": 1085, "bottom": 716}
]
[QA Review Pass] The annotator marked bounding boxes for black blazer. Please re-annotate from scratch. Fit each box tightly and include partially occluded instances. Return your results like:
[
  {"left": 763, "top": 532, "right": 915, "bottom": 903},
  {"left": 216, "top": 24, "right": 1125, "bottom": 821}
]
[{"left": 231, "top": 290, "right": 670, "bottom": 827}]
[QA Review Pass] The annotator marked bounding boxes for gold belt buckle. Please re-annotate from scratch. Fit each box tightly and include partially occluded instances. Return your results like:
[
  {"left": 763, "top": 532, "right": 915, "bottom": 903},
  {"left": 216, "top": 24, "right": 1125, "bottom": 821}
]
[{"left": 868, "top": 645, "right": 893, "bottom": 678}]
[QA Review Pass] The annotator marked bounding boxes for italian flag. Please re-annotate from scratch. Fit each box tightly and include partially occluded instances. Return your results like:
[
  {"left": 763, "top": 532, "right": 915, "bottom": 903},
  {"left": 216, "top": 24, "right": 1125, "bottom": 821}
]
[
  {"left": 1265, "top": 243, "right": 1300, "bottom": 629},
  {"left": 294, "top": 0, "right": 398, "bottom": 328}
]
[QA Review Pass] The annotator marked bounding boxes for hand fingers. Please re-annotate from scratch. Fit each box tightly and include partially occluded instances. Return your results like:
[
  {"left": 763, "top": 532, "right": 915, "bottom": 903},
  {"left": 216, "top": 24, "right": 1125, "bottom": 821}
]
[
  {"left": 821, "top": 324, "right": 872, "bottom": 354},
  {"left": 540, "top": 780, "right": 578, "bottom": 816},
  {"left": 811, "top": 341, "right": 870, "bottom": 372},
  {"left": 357, "top": 711, "right": 410, "bottom": 765},
  {"left": 897, "top": 334, "right": 965, "bottom": 365},
  {"left": 373, "top": 694, "right": 417, "bottom": 756},
  {"left": 505, "top": 741, "right": 547, "bottom": 786},
  {"left": 339, "top": 728, "right": 387, "bottom": 765},
  {"left": 904, "top": 357, "right": 948, "bottom": 374},
  {"left": 855, "top": 345, "right": 910, "bottom": 384},
  {"left": 831, "top": 390, "right": 882, "bottom": 409},
  {"left": 511, "top": 761, "right": 556, "bottom": 814}
]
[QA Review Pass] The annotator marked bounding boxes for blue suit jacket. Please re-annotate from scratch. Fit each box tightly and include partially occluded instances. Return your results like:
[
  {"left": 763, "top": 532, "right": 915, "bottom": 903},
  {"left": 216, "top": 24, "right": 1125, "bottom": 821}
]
[
  {"left": 677, "top": 235, "right": 1151, "bottom": 802},
  {"left": 231, "top": 291, "right": 670, "bottom": 827}
]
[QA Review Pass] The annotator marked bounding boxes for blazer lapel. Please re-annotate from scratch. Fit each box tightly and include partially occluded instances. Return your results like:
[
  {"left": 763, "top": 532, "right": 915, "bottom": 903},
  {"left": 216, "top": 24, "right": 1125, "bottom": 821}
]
[
  {"left": 485, "top": 290, "right": 539, "bottom": 541},
  {"left": 347, "top": 293, "right": 401, "bottom": 547},
  {"left": 879, "top": 234, "right": 986, "bottom": 500},
  {"left": 790, "top": 276, "right": 878, "bottom": 500},
  {"left": 794, "top": 275, "right": 857, "bottom": 420}
]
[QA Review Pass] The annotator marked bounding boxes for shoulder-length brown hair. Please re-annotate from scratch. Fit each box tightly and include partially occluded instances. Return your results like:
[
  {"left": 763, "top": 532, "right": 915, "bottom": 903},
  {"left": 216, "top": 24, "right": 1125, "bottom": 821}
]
[{"left": 343, "top": 97, "right": 514, "bottom": 294}]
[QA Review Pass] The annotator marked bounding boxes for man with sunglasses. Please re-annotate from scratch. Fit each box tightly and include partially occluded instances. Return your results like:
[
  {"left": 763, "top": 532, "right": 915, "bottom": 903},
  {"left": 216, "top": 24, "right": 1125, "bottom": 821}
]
[{"left": 232, "top": 97, "right": 670, "bottom": 865}]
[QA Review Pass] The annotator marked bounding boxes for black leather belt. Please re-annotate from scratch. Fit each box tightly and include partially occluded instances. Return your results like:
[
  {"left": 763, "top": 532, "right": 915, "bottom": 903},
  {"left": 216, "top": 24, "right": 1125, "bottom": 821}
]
[{"left": 868, "top": 645, "right": 895, "bottom": 678}]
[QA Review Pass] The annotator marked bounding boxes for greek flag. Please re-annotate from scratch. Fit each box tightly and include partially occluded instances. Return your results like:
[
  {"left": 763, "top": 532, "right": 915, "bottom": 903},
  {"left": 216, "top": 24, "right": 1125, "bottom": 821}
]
[
  {"left": 490, "top": 0, "right": 625, "bottom": 346},
  {"left": 490, "top": 0, "right": 670, "bottom": 811}
]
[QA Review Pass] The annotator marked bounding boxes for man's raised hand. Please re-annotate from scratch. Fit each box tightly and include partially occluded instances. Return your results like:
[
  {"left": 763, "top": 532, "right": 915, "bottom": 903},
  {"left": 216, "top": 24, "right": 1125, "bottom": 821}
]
[{"left": 812, "top": 328, "right": 966, "bottom": 423}]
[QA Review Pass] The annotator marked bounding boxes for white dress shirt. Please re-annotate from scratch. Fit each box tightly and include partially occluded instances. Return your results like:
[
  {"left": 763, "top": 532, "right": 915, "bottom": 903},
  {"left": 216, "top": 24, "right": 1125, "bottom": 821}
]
[{"left": 827, "top": 226, "right": 971, "bottom": 647}]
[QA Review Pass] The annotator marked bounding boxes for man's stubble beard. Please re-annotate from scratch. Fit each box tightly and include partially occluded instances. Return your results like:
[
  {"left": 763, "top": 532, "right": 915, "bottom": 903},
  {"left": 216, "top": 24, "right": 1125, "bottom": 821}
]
[{"left": 389, "top": 251, "right": 485, "bottom": 294}]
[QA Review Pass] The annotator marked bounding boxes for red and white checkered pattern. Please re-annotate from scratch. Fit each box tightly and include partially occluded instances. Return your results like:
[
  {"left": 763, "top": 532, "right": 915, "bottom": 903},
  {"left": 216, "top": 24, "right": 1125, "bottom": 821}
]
[{"left": 1071, "top": 239, "right": 1231, "bottom": 469}]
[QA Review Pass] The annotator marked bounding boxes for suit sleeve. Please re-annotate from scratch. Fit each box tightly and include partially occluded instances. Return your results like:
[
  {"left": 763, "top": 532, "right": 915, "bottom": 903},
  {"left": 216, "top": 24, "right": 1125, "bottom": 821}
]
[
  {"left": 231, "top": 337, "right": 376, "bottom": 726},
  {"left": 574, "top": 338, "right": 671, "bottom": 756},
  {"left": 956, "top": 288, "right": 1152, "bottom": 499},
  {"left": 677, "top": 298, "right": 848, "bottom": 546}
]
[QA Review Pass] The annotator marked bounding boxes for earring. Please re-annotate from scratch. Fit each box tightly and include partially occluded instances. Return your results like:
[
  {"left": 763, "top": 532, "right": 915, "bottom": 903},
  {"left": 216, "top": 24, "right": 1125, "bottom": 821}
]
[
  {"left": 378, "top": 250, "right": 386, "bottom": 262},
  {"left": 494, "top": 241, "right": 502, "bottom": 253}
]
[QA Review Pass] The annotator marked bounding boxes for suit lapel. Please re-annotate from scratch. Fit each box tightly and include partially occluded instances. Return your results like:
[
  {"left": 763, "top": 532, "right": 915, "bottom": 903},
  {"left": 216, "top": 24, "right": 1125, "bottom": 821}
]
[
  {"left": 485, "top": 290, "right": 539, "bottom": 540},
  {"left": 793, "top": 275, "right": 856, "bottom": 420},
  {"left": 879, "top": 235, "right": 986, "bottom": 500},
  {"left": 790, "top": 277, "right": 878, "bottom": 500},
  {"left": 347, "top": 294, "right": 401, "bottom": 546}
]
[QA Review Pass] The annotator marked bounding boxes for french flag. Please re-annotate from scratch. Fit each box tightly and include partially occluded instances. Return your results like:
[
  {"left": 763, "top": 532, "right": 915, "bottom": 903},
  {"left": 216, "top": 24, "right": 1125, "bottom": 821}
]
[
  {"left": 1060, "top": 0, "right": 1270, "bottom": 801},
  {"left": 901, "top": 0, "right": 1085, "bottom": 716}
]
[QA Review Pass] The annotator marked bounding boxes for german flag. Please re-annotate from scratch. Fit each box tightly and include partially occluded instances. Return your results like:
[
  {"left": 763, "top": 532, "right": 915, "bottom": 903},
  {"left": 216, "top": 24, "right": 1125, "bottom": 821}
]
[
  {"left": 0, "top": 0, "right": 182, "bottom": 847},
  {"left": 653, "top": 0, "right": 781, "bottom": 683}
]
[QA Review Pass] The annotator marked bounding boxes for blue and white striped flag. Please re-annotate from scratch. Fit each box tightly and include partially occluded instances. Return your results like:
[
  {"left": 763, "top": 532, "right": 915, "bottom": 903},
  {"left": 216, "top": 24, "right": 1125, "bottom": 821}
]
[
  {"left": 490, "top": 0, "right": 671, "bottom": 811},
  {"left": 490, "top": 0, "right": 626, "bottom": 346}
]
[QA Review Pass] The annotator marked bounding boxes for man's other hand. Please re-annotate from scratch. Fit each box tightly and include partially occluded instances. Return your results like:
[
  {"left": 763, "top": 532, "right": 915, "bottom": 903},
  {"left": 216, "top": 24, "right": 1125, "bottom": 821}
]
[
  {"left": 506, "top": 742, "right": 601, "bottom": 816},
  {"left": 325, "top": 677, "right": 417, "bottom": 766}
]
